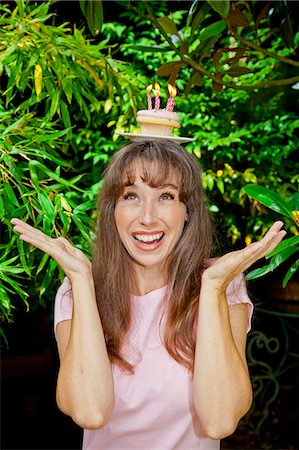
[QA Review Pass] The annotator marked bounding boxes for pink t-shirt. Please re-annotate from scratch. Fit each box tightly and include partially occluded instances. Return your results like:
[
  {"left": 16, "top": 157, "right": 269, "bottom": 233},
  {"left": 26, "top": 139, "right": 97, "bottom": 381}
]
[{"left": 54, "top": 275, "right": 253, "bottom": 450}]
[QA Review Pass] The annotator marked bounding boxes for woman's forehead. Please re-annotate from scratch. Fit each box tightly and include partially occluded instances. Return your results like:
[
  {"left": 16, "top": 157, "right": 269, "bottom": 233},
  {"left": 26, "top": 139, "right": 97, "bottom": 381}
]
[{"left": 122, "top": 159, "right": 180, "bottom": 188}]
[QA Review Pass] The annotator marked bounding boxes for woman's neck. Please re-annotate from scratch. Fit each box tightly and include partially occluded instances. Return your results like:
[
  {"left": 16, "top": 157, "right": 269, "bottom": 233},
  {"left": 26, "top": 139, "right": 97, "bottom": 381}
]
[{"left": 132, "top": 265, "right": 167, "bottom": 296}]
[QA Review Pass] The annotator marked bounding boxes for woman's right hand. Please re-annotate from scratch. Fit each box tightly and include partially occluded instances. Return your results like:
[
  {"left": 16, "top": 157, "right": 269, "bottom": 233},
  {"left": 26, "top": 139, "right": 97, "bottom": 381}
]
[{"left": 11, "top": 218, "right": 92, "bottom": 281}]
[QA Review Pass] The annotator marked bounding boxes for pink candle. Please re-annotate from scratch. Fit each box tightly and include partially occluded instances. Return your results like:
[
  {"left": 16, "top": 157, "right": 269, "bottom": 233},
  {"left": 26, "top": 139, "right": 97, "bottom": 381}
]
[
  {"left": 146, "top": 84, "right": 153, "bottom": 110},
  {"left": 153, "top": 82, "right": 160, "bottom": 110},
  {"left": 166, "top": 84, "right": 177, "bottom": 112}
]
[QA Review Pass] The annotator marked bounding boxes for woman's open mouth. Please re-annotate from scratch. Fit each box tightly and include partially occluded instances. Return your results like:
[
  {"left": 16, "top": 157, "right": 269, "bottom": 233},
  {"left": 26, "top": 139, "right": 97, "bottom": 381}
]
[{"left": 132, "top": 232, "right": 164, "bottom": 250}]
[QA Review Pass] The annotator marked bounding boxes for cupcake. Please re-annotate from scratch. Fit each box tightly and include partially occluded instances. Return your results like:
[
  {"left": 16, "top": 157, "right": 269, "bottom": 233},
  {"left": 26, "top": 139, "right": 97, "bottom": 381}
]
[
  {"left": 137, "top": 109, "right": 180, "bottom": 136},
  {"left": 136, "top": 83, "right": 180, "bottom": 136}
]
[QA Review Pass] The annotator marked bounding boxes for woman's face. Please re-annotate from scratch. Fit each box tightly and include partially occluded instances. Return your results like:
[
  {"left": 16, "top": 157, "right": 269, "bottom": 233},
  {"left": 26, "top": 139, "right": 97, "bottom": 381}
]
[{"left": 114, "top": 164, "right": 187, "bottom": 272}]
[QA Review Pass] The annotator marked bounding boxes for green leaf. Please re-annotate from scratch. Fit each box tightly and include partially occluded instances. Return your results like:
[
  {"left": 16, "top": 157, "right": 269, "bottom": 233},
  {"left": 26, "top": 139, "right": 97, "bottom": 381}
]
[
  {"left": 207, "top": 0, "right": 230, "bottom": 18},
  {"left": 36, "top": 253, "right": 49, "bottom": 276},
  {"left": 39, "top": 259, "right": 57, "bottom": 297},
  {"left": 60, "top": 100, "right": 72, "bottom": 132},
  {"left": 199, "top": 20, "right": 227, "bottom": 41},
  {"left": 157, "top": 16, "right": 179, "bottom": 36},
  {"left": 73, "top": 200, "right": 96, "bottom": 214},
  {"left": 4, "top": 183, "right": 19, "bottom": 207},
  {"left": 17, "top": 239, "right": 31, "bottom": 276},
  {"left": 37, "top": 191, "right": 55, "bottom": 223},
  {"left": 287, "top": 193, "right": 299, "bottom": 210},
  {"left": 1, "top": 116, "right": 25, "bottom": 137},
  {"left": 125, "top": 45, "right": 172, "bottom": 53},
  {"left": 72, "top": 215, "right": 91, "bottom": 241},
  {"left": 245, "top": 264, "right": 271, "bottom": 280},
  {"left": 269, "top": 246, "right": 299, "bottom": 271},
  {"left": 265, "top": 235, "right": 299, "bottom": 259},
  {"left": 15, "top": 0, "right": 25, "bottom": 17},
  {"left": 245, "top": 264, "right": 272, "bottom": 281},
  {"left": 50, "top": 90, "right": 60, "bottom": 118},
  {"left": 0, "top": 286, "right": 12, "bottom": 311},
  {"left": 190, "top": 2, "right": 210, "bottom": 37},
  {"left": 28, "top": 160, "right": 40, "bottom": 190},
  {"left": 80, "top": 0, "right": 103, "bottom": 36},
  {"left": 282, "top": 259, "right": 299, "bottom": 287},
  {"left": 216, "top": 179, "right": 224, "bottom": 194},
  {"left": 0, "top": 195, "right": 4, "bottom": 219},
  {"left": 243, "top": 185, "right": 294, "bottom": 219}
]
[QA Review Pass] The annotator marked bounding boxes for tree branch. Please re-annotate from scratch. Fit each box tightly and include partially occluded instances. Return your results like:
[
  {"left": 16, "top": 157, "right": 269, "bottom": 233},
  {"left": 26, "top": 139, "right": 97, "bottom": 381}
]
[
  {"left": 232, "top": 32, "right": 299, "bottom": 68},
  {"left": 143, "top": 1, "right": 185, "bottom": 59},
  {"left": 144, "top": 0, "right": 299, "bottom": 91},
  {"left": 184, "top": 56, "right": 299, "bottom": 90}
]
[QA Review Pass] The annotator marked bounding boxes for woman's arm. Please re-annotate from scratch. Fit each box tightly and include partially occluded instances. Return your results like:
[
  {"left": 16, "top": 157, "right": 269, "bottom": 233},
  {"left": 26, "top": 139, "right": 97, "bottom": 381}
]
[
  {"left": 193, "top": 221, "right": 286, "bottom": 440},
  {"left": 11, "top": 219, "right": 114, "bottom": 429},
  {"left": 193, "top": 285, "right": 252, "bottom": 440}
]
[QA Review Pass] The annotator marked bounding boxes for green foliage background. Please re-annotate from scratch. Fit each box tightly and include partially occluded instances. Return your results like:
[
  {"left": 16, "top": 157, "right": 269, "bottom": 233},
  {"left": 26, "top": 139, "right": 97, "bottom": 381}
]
[{"left": 1, "top": 0, "right": 298, "bottom": 337}]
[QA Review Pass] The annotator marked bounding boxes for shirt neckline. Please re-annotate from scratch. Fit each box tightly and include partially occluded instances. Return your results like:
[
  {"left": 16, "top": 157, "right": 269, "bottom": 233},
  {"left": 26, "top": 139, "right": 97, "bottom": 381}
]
[{"left": 131, "top": 285, "right": 168, "bottom": 301}]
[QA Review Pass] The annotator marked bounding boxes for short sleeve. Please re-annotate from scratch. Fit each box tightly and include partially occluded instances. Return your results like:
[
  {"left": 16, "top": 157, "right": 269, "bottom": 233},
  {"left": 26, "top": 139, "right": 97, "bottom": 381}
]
[
  {"left": 226, "top": 273, "right": 253, "bottom": 333},
  {"left": 54, "top": 277, "right": 73, "bottom": 337}
]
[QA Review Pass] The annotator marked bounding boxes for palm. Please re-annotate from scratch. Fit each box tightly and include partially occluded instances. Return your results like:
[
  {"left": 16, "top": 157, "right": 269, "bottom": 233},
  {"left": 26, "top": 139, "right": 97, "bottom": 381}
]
[
  {"left": 203, "top": 221, "right": 286, "bottom": 289},
  {"left": 11, "top": 218, "right": 91, "bottom": 280}
]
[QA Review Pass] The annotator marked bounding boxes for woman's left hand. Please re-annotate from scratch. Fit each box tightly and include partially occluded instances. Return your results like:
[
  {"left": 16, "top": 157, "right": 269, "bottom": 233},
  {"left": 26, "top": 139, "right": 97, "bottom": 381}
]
[{"left": 202, "top": 221, "right": 286, "bottom": 292}]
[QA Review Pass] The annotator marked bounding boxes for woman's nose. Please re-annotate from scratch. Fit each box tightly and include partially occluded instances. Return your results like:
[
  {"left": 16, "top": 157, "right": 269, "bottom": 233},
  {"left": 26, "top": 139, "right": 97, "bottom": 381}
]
[{"left": 139, "top": 200, "right": 158, "bottom": 226}]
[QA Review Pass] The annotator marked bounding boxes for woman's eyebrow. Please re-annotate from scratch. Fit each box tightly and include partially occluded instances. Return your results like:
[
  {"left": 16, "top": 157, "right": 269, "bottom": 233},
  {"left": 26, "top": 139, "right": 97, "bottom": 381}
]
[
  {"left": 122, "top": 182, "right": 179, "bottom": 190},
  {"left": 160, "top": 183, "right": 179, "bottom": 190}
]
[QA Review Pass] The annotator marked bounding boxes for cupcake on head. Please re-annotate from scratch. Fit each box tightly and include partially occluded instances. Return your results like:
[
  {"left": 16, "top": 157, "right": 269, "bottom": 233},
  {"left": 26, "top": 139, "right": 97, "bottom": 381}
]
[
  {"left": 137, "top": 83, "right": 181, "bottom": 137},
  {"left": 116, "top": 82, "right": 194, "bottom": 143}
]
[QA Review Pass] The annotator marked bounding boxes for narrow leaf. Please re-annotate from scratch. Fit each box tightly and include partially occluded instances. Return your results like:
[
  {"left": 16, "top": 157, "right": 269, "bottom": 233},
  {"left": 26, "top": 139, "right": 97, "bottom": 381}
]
[
  {"left": 269, "top": 246, "right": 299, "bottom": 272},
  {"left": 157, "top": 61, "right": 184, "bottom": 76},
  {"left": 39, "top": 259, "right": 57, "bottom": 297},
  {"left": 4, "top": 183, "right": 19, "bottom": 207},
  {"left": 243, "top": 185, "right": 294, "bottom": 219},
  {"left": 191, "top": 2, "right": 211, "bottom": 37},
  {"left": 50, "top": 90, "right": 60, "bottom": 118},
  {"left": 80, "top": 0, "right": 103, "bottom": 36},
  {"left": 126, "top": 44, "right": 172, "bottom": 53},
  {"left": 266, "top": 236, "right": 299, "bottom": 259},
  {"left": 37, "top": 191, "right": 55, "bottom": 223},
  {"left": 157, "top": 16, "right": 179, "bottom": 35},
  {"left": 36, "top": 253, "right": 50, "bottom": 276},
  {"left": 245, "top": 264, "right": 272, "bottom": 281},
  {"left": 282, "top": 259, "right": 299, "bottom": 287},
  {"left": 225, "top": 66, "right": 255, "bottom": 76},
  {"left": 199, "top": 20, "right": 227, "bottom": 41},
  {"left": 207, "top": 0, "right": 230, "bottom": 18}
]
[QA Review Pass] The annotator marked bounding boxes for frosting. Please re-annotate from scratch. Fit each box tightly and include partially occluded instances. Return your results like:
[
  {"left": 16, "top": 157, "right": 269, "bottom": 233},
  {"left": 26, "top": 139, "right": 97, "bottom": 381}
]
[{"left": 137, "top": 109, "right": 180, "bottom": 122}]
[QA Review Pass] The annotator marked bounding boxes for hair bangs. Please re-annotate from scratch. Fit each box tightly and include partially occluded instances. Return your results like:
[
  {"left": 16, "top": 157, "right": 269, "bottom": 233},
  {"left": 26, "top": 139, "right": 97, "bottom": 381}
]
[
  {"left": 107, "top": 141, "right": 200, "bottom": 202},
  {"left": 123, "top": 158, "right": 181, "bottom": 190}
]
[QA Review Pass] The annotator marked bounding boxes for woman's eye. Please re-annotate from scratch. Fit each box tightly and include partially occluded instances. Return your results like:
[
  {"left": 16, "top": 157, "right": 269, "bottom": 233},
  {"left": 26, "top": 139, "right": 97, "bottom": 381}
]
[
  {"left": 160, "top": 192, "right": 175, "bottom": 201},
  {"left": 124, "top": 192, "right": 137, "bottom": 200}
]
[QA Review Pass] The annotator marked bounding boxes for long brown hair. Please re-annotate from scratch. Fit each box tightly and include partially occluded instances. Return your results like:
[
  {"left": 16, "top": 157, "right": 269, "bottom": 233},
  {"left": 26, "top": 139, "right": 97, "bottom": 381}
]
[{"left": 92, "top": 140, "right": 214, "bottom": 372}]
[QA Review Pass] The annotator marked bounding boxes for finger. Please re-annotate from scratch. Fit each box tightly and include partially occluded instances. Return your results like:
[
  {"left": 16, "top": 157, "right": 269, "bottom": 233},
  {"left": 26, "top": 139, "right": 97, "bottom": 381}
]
[
  {"left": 11, "top": 218, "right": 47, "bottom": 238},
  {"left": 261, "top": 230, "right": 287, "bottom": 257},
  {"left": 11, "top": 219, "right": 58, "bottom": 255},
  {"left": 252, "top": 222, "right": 286, "bottom": 257}
]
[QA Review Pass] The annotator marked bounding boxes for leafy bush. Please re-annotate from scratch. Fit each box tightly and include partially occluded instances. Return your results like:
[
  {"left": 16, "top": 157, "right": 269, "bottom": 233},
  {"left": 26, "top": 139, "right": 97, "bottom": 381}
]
[
  {"left": 1, "top": 0, "right": 298, "bottom": 335},
  {"left": 0, "top": 0, "right": 140, "bottom": 330}
]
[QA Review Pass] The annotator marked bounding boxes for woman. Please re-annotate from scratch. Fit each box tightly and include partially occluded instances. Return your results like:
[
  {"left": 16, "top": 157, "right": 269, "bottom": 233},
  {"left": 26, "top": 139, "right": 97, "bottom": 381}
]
[{"left": 11, "top": 140, "right": 286, "bottom": 449}]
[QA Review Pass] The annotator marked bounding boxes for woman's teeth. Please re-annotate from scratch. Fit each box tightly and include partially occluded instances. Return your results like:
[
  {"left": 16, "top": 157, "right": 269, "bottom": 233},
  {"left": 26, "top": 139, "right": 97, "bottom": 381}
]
[{"left": 134, "top": 232, "right": 164, "bottom": 244}]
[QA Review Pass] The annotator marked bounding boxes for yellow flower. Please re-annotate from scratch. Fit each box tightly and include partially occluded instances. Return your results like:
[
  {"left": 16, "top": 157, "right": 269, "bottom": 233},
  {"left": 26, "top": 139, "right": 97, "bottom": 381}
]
[
  {"left": 245, "top": 235, "right": 252, "bottom": 246},
  {"left": 216, "top": 169, "right": 223, "bottom": 177},
  {"left": 292, "top": 210, "right": 299, "bottom": 225}
]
